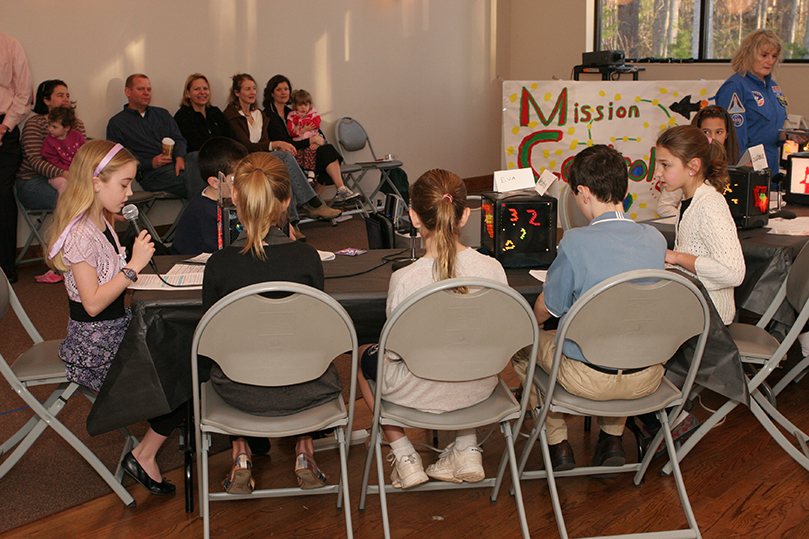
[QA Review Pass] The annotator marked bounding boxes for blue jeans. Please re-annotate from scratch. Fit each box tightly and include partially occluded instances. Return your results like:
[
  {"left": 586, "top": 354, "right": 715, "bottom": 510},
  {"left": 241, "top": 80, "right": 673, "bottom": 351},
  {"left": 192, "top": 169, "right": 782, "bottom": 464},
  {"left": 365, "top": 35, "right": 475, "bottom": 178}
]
[
  {"left": 272, "top": 150, "right": 318, "bottom": 223},
  {"left": 16, "top": 175, "right": 58, "bottom": 210}
]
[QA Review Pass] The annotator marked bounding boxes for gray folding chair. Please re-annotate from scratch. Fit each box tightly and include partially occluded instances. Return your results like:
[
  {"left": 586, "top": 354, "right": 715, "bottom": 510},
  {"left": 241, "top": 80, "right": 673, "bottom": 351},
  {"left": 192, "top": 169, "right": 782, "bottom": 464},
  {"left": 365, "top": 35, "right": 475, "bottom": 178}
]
[
  {"left": 12, "top": 184, "right": 53, "bottom": 266},
  {"left": 358, "top": 278, "right": 540, "bottom": 539},
  {"left": 334, "top": 117, "right": 405, "bottom": 211},
  {"left": 663, "top": 241, "right": 809, "bottom": 476},
  {"left": 558, "top": 183, "right": 589, "bottom": 232},
  {"left": 192, "top": 282, "right": 358, "bottom": 539},
  {"left": 0, "top": 269, "right": 137, "bottom": 507},
  {"left": 514, "top": 270, "right": 710, "bottom": 539}
]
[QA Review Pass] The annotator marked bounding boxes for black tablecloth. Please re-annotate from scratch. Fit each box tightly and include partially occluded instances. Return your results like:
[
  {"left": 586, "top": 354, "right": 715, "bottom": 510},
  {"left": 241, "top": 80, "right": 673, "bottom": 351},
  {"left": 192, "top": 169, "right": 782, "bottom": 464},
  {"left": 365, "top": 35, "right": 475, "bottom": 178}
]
[
  {"left": 86, "top": 248, "right": 751, "bottom": 435},
  {"left": 87, "top": 251, "right": 542, "bottom": 435}
]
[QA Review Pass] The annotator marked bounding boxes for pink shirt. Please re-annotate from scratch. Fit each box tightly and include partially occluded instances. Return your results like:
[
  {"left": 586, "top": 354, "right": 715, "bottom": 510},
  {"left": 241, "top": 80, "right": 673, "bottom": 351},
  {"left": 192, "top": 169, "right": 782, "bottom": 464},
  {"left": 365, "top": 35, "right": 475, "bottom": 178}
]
[
  {"left": 41, "top": 130, "right": 87, "bottom": 170},
  {"left": 286, "top": 107, "right": 321, "bottom": 141},
  {"left": 61, "top": 216, "right": 126, "bottom": 303},
  {"left": 0, "top": 33, "right": 33, "bottom": 130}
]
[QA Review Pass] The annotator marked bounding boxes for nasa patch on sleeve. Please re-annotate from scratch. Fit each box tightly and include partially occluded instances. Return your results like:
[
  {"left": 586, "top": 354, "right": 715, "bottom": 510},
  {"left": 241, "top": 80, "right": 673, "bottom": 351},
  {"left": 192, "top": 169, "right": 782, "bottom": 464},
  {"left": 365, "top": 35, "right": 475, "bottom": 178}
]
[{"left": 731, "top": 113, "right": 744, "bottom": 128}]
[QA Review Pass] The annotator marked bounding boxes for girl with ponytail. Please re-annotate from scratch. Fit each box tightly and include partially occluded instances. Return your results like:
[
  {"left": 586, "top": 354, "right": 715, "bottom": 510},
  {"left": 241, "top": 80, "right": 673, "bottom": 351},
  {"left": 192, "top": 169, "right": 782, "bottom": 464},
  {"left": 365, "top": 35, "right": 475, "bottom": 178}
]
[
  {"left": 357, "top": 169, "right": 508, "bottom": 489},
  {"left": 202, "top": 152, "right": 342, "bottom": 493},
  {"left": 654, "top": 124, "right": 745, "bottom": 324}
]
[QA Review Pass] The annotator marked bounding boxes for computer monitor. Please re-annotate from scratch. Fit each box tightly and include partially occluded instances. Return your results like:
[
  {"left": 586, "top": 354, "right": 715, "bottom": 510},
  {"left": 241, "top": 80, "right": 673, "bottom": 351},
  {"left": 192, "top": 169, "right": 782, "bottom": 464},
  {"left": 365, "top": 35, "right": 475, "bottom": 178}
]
[{"left": 784, "top": 151, "right": 809, "bottom": 205}]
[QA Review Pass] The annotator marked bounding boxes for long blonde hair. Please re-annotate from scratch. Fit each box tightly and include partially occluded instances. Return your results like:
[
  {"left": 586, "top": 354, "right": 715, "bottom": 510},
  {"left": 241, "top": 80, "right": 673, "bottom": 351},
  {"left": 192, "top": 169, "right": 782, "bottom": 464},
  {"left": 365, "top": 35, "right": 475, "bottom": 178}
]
[
  {"left": 46, "top": 140, "right": 138, "bottom": 271},
  {"left": 232, "top": 153, "right": 290, "bottom": 260},
  {"left": 731, "top": 28, "right": 783, "bottom": 76},
  {"left": 410, "top": 169, "right": 468, "bottom": 291}
]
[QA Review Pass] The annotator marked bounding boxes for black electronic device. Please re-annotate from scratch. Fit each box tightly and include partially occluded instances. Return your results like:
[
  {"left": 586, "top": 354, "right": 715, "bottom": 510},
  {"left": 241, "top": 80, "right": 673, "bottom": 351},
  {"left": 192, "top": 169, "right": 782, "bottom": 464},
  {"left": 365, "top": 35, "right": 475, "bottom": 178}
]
[
  {"left": 582, "top": 50, "right": 625, "bottom": 67},
  {"left": 479, "top": 189, "right": 557, "bottom": 268},
  {"left": 218, "top": 206, "right": 242, "bottom": 248},
  {"left": 724, "top": 165, "right": 770, "bottom": 230},
  {"left": 784, "top": 151, "right": 809, "bottom": 205}
]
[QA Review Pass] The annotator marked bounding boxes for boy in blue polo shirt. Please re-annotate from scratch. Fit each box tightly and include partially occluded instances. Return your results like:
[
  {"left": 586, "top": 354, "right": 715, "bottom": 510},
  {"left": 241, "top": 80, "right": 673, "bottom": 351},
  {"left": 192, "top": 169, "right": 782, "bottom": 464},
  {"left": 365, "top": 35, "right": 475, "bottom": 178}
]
[{"left": 511, "top": 144, "right": 667, "bottom": 471}]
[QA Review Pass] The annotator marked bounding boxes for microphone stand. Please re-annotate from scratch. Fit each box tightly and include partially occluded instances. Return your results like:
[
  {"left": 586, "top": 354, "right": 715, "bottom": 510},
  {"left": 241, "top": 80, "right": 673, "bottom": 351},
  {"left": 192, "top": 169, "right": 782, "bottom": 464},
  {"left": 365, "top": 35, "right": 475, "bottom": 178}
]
[
  {"left": 392, "top": 223, "right": 419, "bottom": 272},
  {"left": 769, "top": 173, "right": 796, "bottom": 220}
]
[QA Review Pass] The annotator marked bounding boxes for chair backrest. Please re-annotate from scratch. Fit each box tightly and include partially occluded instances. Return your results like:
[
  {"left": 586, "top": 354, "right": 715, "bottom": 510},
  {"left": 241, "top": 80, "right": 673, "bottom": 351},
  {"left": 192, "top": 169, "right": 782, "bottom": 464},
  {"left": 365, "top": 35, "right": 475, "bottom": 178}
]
[
  {"left": 0, "top": 269, "right": 44, "bottom": 344},
  {"left": 381, "top": 278, "right": 538, "bottom": 382},
  {"left": 559, "top": 269, "right": 710, "bottom": 372},
  {"left": 335, "top": 117, "right": 373, "bottom": 155},
  {"left": 786, "top": 240, "right": 809, "bottom": 313},
  {"left": 192, "top": 281, "right": 356, "bottom": 387},
  {"left": 559, "top": 184, "right": 589, "bottom": 232}
]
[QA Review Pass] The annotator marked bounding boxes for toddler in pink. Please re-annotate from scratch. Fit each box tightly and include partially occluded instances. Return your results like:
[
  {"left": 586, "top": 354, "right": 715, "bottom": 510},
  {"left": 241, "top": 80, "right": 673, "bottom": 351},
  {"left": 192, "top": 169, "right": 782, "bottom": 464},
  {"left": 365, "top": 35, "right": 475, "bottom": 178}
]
[{"left": 41, "top": 106, "right": 87, "bottom": 171}]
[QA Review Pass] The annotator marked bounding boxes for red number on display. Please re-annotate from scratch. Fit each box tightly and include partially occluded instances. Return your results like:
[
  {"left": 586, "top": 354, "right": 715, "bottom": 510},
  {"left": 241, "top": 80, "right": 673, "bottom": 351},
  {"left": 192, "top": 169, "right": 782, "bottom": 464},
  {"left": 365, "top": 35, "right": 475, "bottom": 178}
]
[
  {"left": 509, "top": 208, "right": 519, "bottom": 222},
  {"left": 527, "top": 209, "right": 540, "bottom": 226}
]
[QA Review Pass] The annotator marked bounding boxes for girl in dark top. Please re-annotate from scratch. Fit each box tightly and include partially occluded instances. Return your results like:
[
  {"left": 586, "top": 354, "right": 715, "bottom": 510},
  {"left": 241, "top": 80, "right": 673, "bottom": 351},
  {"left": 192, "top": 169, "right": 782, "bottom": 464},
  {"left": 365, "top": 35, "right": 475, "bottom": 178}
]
[
  {"left": 263, "top": 74, "right": 361, "bottom": 204},
  {"left": 173, "top": 73, "right": 236, "bottom": 153},
  {"left": 202, "top": 152, "right": 343, "bottom": 494}
]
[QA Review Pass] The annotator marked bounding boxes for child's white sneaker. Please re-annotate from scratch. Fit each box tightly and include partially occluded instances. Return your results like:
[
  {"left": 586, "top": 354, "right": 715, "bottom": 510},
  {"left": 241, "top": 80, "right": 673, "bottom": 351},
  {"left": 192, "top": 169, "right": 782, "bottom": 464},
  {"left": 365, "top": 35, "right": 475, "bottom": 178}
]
[
  {"left": 333, "top": 185, "right": 362, "bottom": 204},
  {"left": 387, "top": 451, "right": 428, "bottom": 489},
  {"left": 425, "top": 441, "right": 485, "bottom": 483},
  {"left": 798, "top": 331, "right": 809, "bottom": 358}
]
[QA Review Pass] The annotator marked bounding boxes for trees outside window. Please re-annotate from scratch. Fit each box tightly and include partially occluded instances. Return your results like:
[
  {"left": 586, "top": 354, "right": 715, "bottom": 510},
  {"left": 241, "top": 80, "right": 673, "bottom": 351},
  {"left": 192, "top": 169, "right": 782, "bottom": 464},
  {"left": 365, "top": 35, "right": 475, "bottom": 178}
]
[{"left": 598, "top": 0, "right": 809, "bottom": 60}]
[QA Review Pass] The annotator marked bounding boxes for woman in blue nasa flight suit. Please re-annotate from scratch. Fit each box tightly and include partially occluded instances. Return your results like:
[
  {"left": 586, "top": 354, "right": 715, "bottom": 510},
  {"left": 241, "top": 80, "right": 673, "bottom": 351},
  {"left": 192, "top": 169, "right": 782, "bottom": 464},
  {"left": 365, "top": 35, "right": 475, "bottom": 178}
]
[{"left": 716, "top": 29, "right": 805, "bottom": 176}]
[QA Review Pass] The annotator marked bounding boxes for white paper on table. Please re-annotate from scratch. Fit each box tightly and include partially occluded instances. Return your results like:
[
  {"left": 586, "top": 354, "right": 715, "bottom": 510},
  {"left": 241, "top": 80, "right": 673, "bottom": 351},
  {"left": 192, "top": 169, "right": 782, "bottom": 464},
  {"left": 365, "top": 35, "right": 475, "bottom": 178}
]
[
  {"left": 128, "top": 263, "right": 205, "bottom": 290},
  {"left": 185, "top": 253, "right": 211, "bottom": 264},
  {"left": 766, "top": 216, "right": 809, "bottom": 235},
  {"left": 318, "top": 250, "right": 336, "bottom": 261},
  {"left": 529, "top": 269, "right": 548, "bottom": 282}
]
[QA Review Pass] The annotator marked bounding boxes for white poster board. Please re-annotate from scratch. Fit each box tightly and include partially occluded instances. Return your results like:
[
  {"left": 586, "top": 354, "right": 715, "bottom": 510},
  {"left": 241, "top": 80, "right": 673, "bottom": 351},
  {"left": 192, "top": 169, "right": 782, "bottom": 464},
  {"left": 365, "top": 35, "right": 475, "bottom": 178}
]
[{"left": 502, "top": 80, "right": 724, "bottom": 221}]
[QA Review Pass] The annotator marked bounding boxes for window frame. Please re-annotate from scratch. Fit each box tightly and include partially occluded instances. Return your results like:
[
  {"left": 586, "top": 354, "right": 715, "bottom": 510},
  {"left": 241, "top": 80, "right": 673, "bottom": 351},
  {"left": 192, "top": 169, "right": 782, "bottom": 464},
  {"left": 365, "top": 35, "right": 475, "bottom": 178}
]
[{"left": 594, "top": 0, "right": 809, "bottom": 64}]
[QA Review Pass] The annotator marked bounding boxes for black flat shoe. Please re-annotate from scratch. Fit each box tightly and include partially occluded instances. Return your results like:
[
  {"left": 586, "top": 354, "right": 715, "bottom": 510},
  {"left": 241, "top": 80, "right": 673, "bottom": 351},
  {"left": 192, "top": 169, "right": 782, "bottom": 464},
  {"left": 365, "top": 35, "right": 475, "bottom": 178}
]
[{"left": 122, "top": 451, "right": 176, "bottom": 495}]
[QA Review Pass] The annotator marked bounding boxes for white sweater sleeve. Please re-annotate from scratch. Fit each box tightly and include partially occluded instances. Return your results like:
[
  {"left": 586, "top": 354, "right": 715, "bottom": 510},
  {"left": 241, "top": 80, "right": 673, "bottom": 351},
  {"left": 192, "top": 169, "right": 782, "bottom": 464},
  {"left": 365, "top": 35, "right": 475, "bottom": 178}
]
[{"left": 692, "top": 193, "right": 745, "bottom": 291}]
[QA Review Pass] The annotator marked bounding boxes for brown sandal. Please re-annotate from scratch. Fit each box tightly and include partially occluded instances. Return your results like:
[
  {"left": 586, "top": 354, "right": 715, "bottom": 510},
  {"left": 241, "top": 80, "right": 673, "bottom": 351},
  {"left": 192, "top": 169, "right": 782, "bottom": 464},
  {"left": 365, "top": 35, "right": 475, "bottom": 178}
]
[
  {"left": 294, "top": 453, "right": 327, "bottom": 489},
  {"left": 222, "top": 453, "right": 255, "bottom": 494}
]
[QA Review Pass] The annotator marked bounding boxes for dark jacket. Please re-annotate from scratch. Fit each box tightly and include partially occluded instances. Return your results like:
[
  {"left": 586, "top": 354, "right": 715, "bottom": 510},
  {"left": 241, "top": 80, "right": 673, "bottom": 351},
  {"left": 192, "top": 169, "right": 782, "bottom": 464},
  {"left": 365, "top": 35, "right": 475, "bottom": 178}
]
[
  {"left": 223, "top": 103, "right": 271, "bottom": 153},
  {"left": 174, "top": 104, "right": 235, "bottom": 153}
]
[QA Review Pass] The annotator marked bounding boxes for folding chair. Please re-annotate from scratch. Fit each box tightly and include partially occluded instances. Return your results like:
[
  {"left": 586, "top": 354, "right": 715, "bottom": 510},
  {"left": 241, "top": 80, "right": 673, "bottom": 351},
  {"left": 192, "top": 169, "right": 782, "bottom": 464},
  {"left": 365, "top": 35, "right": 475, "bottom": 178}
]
[
  {"left": 558, "top": 183, "right": 589, "bottom": 232},
  {"left": 12, "top": 184, "right": 53, "bottom": 266},
  {"left": 358, "top": 278, "right": 540, "bottom": 539},
  {"left": 0, "top": 269, "right": 137, "bottom": 507},
  {"left": 334, "top": 117, "right": 405, "bottom": 212},
  {"left": 514, "top": 269, "right": 711, "bottom": 539},
  {"left": 192, "top": 282, "right": 358, "bottom": 539},
  {"left": 663, "top": 241, "right": 809, "bottom": 476}
]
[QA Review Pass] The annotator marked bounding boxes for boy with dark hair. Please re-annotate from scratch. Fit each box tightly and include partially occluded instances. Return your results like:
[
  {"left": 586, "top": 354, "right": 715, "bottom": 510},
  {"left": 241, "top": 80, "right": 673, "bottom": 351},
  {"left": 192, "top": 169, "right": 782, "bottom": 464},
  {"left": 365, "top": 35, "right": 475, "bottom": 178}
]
[
  {"left": 171, "top": 137, "right": 248, "bottom": 255},
  {"left": 511, "top": 144, "right": 667, "bottom": 470}
]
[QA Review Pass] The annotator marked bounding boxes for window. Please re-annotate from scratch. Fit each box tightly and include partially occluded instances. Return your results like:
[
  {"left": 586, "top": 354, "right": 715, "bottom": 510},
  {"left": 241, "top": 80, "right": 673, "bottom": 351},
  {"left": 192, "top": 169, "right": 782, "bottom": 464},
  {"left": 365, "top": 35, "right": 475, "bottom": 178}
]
[{"left": 597, "top": 0, "right": 809, "bottom": 60}]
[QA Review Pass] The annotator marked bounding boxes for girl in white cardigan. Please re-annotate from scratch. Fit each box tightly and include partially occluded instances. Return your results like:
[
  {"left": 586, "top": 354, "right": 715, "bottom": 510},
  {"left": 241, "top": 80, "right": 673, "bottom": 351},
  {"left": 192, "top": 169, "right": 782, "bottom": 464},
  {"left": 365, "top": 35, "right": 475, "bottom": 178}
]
[{"left": 654, "top": 125, "right": 745, "bottom": 324}]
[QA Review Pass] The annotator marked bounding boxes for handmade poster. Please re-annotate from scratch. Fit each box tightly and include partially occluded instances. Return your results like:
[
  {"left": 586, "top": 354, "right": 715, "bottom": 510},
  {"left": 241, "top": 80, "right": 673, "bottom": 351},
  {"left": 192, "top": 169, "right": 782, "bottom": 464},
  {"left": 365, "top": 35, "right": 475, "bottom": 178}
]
[{"left": 502, "top": 80, "right": 724, "bottom": 221}]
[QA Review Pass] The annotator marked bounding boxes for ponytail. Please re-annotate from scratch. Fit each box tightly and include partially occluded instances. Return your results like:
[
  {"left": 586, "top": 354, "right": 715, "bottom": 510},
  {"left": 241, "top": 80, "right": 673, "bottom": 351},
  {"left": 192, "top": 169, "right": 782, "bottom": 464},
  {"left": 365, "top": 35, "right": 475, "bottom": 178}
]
[
  {"left": 410, "top": 169, "right": 468, "bottom": 293},
  {"left": 231, "top": 153, "right": 290, "bottom": 260},
  {"left": 704, "top": 137, "right": 729, "bottom": 193}
]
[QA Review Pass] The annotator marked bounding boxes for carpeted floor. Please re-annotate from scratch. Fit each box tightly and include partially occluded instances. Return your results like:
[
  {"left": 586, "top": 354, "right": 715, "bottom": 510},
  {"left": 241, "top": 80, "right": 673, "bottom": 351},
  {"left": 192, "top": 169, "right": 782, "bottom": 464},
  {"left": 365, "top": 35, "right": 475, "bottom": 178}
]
[{"left": 0, "top": 211, "right": 370, "bottom": 534}]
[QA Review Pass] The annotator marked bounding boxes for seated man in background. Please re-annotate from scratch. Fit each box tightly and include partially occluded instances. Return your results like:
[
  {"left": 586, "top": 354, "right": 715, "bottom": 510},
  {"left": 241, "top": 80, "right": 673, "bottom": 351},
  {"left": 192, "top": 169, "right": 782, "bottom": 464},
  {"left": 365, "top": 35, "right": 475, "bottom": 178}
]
[
  {"left": 511, "top": 144, "right": 667, "bottom": 470},
  {"left": 107, "top": 73, "right": 202, "bottom": 198}
]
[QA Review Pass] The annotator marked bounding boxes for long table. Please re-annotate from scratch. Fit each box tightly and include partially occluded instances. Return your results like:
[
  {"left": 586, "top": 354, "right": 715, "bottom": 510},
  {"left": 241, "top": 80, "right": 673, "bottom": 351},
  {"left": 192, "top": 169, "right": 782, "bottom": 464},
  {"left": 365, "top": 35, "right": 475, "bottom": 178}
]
[{"left": 86, "top": 251, "right": 543, "bottom": 436}]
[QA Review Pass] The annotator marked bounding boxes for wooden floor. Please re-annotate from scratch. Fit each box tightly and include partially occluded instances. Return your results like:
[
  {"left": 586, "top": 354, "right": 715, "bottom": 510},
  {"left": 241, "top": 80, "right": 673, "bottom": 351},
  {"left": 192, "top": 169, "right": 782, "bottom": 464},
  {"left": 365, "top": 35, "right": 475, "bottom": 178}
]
[{"left": 3, "top": 364, "right": 809, "bottom": 539}]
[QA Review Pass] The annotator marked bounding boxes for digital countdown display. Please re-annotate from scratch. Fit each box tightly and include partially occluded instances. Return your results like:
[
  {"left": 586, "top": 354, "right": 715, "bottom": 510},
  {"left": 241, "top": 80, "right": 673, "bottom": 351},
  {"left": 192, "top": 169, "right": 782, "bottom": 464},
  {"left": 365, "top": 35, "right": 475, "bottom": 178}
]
[{"left": 480, "top": 190, "right": 557, "bottom": 268}]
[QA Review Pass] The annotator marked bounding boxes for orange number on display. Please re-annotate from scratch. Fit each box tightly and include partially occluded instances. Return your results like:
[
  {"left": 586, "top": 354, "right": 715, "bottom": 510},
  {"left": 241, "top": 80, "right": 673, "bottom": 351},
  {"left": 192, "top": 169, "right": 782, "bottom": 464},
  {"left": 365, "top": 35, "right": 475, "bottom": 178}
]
[{"left": 509, "top": 208, "right": 519, "bottom": 222}]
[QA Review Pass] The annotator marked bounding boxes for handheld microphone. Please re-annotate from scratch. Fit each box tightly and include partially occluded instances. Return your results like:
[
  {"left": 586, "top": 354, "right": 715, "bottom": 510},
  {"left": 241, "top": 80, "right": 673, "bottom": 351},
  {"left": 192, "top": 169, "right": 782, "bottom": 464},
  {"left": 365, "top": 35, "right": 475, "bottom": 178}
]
[{"left": 121, "top": 204, "right": 161, "bottom": 275}]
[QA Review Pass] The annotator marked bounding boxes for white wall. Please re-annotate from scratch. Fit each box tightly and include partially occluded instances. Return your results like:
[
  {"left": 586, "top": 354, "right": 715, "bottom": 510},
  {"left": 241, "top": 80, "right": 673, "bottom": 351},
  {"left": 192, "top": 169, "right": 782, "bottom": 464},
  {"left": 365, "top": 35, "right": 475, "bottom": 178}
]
[{"left": 4, "top": 0, "right": 512, "bottom": 243}]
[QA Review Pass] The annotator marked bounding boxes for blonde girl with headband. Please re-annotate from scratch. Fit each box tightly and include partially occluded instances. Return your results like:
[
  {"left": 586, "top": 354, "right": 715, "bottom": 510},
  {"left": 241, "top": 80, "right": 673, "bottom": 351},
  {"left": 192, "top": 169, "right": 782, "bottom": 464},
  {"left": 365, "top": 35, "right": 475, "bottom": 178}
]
[
  {"left": 202, "top": 152, "right": 342, "bottom": 493},
  {"left": 654, "top": 125, "right": 745, "bottom": 324},
  {"left": 47, "top": 141, "right": 180, "bottom": 496},
  {"left": 356, "top": 169, "right": 508, "bottom": 489}
]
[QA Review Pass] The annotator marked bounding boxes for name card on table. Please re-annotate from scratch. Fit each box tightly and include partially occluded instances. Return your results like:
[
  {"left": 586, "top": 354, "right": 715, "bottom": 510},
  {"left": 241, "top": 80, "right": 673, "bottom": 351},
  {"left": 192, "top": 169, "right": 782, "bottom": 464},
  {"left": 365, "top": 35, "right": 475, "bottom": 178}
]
[
  {"left": 738, "top": 144, "right": 768, "bottom": 172},
  {"left": 533, "top": 169, "right": 557, "bottom": 196},
  {"left": 494, "top": 167, "right": 535, "bottom": 193}
]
